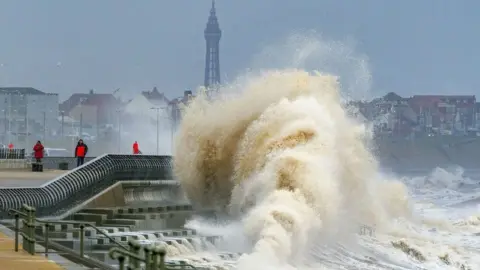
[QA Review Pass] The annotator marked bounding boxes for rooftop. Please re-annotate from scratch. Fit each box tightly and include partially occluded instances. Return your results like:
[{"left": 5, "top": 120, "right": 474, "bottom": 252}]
[
  {"left": 0, "top": 87, "right": 50, "bottom": 95},
  {"left": 60, "top": 90, "right": 119, "bottom": 114}
]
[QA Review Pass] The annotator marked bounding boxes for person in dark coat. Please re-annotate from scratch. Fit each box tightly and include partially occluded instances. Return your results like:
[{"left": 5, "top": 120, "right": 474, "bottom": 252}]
[
  {"left": 33, "top": 141, "right": 44, "bottom": 163},
  {"left": 74, "top": 139, "right": 88, "bottom": 167}
]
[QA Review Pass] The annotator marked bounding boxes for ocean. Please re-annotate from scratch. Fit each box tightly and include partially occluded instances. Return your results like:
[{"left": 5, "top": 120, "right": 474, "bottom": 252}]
[{"left": 169, "top": 68, "right": 479, "bottom": 269}]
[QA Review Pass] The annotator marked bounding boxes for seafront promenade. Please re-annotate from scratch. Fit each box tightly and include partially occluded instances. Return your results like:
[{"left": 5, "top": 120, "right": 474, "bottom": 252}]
[
  {"left": 0, "top": 169, "right": 83, "bottom": 269},
  {"left": 0, "top": 170, "right": 65, "bottom": 187},
  {"left": 0, "top": 228, "right": 66, "bottom": 270}
]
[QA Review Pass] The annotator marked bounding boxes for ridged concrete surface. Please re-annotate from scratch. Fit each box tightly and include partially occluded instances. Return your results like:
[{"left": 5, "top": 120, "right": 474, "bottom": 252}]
[
  {"left": 0, "top": 231, "right": 64, "bottom": 270},
  {"left": 0, "top": 170, "right": 65, "bottom": 187}
]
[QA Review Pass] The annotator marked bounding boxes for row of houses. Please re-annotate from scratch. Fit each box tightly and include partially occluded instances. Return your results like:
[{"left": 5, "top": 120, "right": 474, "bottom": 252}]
[
  {"left": 0, "top": 86, "right": 194, "bottom": 146},
  {"left": 354, "top": 92, "right": 479, "bottom": 137},
  {"left": 59, "top": 87, "right": 194, "bottom": 140},
  {"left": 2, "top": 85, "right": 477, "bottom": 145}
]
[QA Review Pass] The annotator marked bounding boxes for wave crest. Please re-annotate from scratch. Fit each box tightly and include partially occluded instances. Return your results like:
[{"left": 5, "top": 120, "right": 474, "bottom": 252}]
[{"left": 174, "top": 69, "right": 410, "bottom": 267}]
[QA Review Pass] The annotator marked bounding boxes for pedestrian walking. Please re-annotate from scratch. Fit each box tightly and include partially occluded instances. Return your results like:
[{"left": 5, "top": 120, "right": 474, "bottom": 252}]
[{"left": 75, "top": 139, "right": 88, "bottom": 167}]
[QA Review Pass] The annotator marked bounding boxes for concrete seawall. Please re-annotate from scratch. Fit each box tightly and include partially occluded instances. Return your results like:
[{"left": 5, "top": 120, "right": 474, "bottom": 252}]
[{"left": 375, "top": 137, "right": 480, "bottom": 171}]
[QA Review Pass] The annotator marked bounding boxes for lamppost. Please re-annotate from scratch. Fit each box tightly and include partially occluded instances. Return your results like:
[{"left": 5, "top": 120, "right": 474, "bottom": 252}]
[
  {"left": 1, "top": 108, "right": 6, "bottom": 143},
  {"left": 116, "top": 109, "right": 122, "bottom": 153},
  {"left": 60, "top": 110, "right": 65, "bottom": 137},
  {"left": 150, "top": 107, "right": 161, "bottom": 155},
  {"left": 168, "top": 104, "right": 175, "bottom": 153},
  {"left": 2, "top": 97, "right": 6, "bottom": 143},
  {"left": 7, "top": 94, "right": 12, "bottom": 144},
  {"left": 78, "top": 97, "right": 87, "bottom": 139},
  {"left": 150, "top": 106, "right": 175, "bottom": 155},
  {"left": 25, "top": 100, "right": 28, "bottom": 148},
  {"left": 43, "top": 111, "right": 46, "bottom": 141},
  {"left": 41, "top": 109, "right": 54, "bottom": 142}
]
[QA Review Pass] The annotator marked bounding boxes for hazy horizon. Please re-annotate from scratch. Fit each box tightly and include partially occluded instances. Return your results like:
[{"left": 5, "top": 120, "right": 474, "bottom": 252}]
[{"left": 0, "top": 0, "right": 478, "bottom": 101}]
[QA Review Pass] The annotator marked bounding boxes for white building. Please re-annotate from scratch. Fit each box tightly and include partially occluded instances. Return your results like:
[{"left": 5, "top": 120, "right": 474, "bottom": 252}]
[
  {"left": 124, "top": 87, "right": 170, "bottom": 123},
  {"left": 0, "top": 87, "right": 59, "bottom": 146},
  {"left": 122, "top": 87, "right": 174, "bottom": 154}
]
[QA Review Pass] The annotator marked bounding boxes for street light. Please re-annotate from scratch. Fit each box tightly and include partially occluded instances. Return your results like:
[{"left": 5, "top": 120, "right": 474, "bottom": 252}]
[
  {"left": 26, "top": 98, "right": 32, "bottom": 148},
  {"left": 60, "top": 110, "right": 65, "bottom": 137},
  {"left": 43, "top": 111, "right": 46, "bottom": 141},
  {"left": 150, "top": 107, "right": 161, "bottom": 155},
  {"left": 116, "top": 109, "right": 122, "bottom": 153},
  {"left": 78, "top": 97, "right": 87, "bottom": 139},
  {"left": 150, "top": 106, "right": 174, "bottom": 155}
]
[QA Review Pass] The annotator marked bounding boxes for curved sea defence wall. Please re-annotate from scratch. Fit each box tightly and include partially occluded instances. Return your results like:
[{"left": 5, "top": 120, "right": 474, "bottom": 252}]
[{"left": 375, "top": 136, "right": 480, "bottom": 171}]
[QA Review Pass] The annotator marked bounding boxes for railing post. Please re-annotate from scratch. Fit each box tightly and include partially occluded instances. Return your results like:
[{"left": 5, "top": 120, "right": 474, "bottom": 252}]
[
  {"left": 158, "top": 248, "right": 166, "bottom": 270},
  {"left": 22, "top": 205, "right": 35, "bottom": 255},
  {"left": 79, "top": 224, "right": 85, "bottom": 258},
  {"left": 127, "top": 240, "right": 134, "bottom": 268},
  {"left": 128, "top": 240, "right": 141, "bottom": 269},
  {"left": 118, "top": 255, "right": 126, "bottom": 270},
  {"left": 30, "top": 207, "right": 36, "bottom": 255},
  {"left": 151, "top": 247, "right": 160, "bottom": 270},
  {"left": 14, "top": 214, "right": 19, "bottom": 252},
  {"left": 21, "top": 208, "right": 29, "bottom": 253},
  {"left": 44, "top": 223, "right": 49, "bottom": 257},
  {"left": 133, "top": 242, "right": 141, "bottom": 270},
  {"left": 143, "top": 245, "right": 152, "bottom": 270}
]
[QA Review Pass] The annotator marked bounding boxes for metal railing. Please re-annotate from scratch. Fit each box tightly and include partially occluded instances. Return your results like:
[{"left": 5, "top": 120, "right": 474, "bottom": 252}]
[
  {"left": 0, "top": 148, "right": 25, "bottom": 159},
  {"left": 8, "top": 204, "right": 128, "bottom": 254},
  {"left": 29, "top": 157, "right": 97, "bottom": 170},
  {"left": 0, "top": 154, "right": 173, "bottom": 219},
  {"left": 7, "top": 205, "right": 197, "bottom": 270},
  {"left": 109, "top": 241, "right": 198, "bottom": 270}
]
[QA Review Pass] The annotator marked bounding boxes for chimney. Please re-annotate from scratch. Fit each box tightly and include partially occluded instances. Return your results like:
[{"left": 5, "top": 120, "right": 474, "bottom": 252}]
[
  {"left": 89, "top": 89, "right": 94, "bottom": 95},
  {"left": 184, "top": 90, "right": 192, "bottom": 97}
]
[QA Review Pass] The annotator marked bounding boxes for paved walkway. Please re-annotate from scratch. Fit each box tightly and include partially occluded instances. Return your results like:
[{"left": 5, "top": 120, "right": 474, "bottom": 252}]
[
  {"left": 0, "top": 231, "right": 64, "bottom": 269},
  {"left": 0, "top": 170, "right": 66, "bottom": 187}
]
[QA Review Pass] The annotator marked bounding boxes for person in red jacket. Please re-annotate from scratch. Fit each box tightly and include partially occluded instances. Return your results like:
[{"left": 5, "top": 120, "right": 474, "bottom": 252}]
[
  {"left": 132, "top": 141, "right": 140, "bottom": 154},
  {"left": 33, "top": 141, "right": 44, "bottom": 163},
  {"left": 74, "top": 139, "right": 88, "bottom": 167}
]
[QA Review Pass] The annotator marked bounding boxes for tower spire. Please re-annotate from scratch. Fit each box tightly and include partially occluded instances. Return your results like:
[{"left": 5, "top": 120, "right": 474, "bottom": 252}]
[{"left": 204, "top": 0, "right": 221, "bottom": 89}]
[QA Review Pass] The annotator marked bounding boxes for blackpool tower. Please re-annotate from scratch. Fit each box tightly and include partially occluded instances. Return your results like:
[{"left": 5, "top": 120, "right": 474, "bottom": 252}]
[{"left": 203, "top": 0, "right": 221, "bottom": 88}]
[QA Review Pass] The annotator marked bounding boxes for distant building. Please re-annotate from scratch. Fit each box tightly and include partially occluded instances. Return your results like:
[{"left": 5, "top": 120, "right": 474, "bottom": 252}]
[
  {"left": 124, "top": 87, "right": 170, "bottom": 122},
  {"left": 475, "top": 102, "right": 480, "bottom": 130},
  {"left": 365, "top": 92, "right": 417, "bottom": 136},
  {"left": 169, "top": 90, "right": 194, "bottom": 127},
  {"left": 409, "top": 95, "right": 476, "bottom": 134},
  {"left": 0, "top": 87, "right": 58, "bottom": 145},
  {"left": 60, "top": 89, "right": 120, "bottom": 136}
]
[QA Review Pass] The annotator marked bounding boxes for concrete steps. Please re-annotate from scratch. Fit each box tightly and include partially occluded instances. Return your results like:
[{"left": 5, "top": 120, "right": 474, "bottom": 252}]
[
  {"left": 68, "top": 205, "right": 194, "bottom": 230},
  {"left": 25, "top": 204, "right": 235, "bottom": 268}
]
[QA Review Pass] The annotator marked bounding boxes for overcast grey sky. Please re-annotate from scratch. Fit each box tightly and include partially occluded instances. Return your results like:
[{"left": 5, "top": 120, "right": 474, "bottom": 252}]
[{"left": 0, "top": 0, "right": 478, "bottom": 101}]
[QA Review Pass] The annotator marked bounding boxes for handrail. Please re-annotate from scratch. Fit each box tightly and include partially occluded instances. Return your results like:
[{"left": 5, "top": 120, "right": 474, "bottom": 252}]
[
  {"left": 3, "top": 180, "right": 179, "bottom": 222},
  {"left": 8, "top": 209, "right": 27, "bottom": 218},
  {"left": 8, "top": 205, "right": 200, "bottom": 270},
  {"left": 6, "top": 205, "right": 129, "bottom": 270},
  {"left": 8, "top": 206, "right": 128, "bottom": 254},
  {"left": 109, "top": 240, "right": 198, "bottom": 270},
  {"left": 0, "top": 154, "right": 174, "bottom": 219},
  {"left": 31, "top": 232, "right": 116, "bottom": 270}
]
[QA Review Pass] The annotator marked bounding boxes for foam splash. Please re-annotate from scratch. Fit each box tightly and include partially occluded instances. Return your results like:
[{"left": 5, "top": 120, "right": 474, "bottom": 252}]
[{"left": 174, "top": 70, "right": 410, "bottom": 269}]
